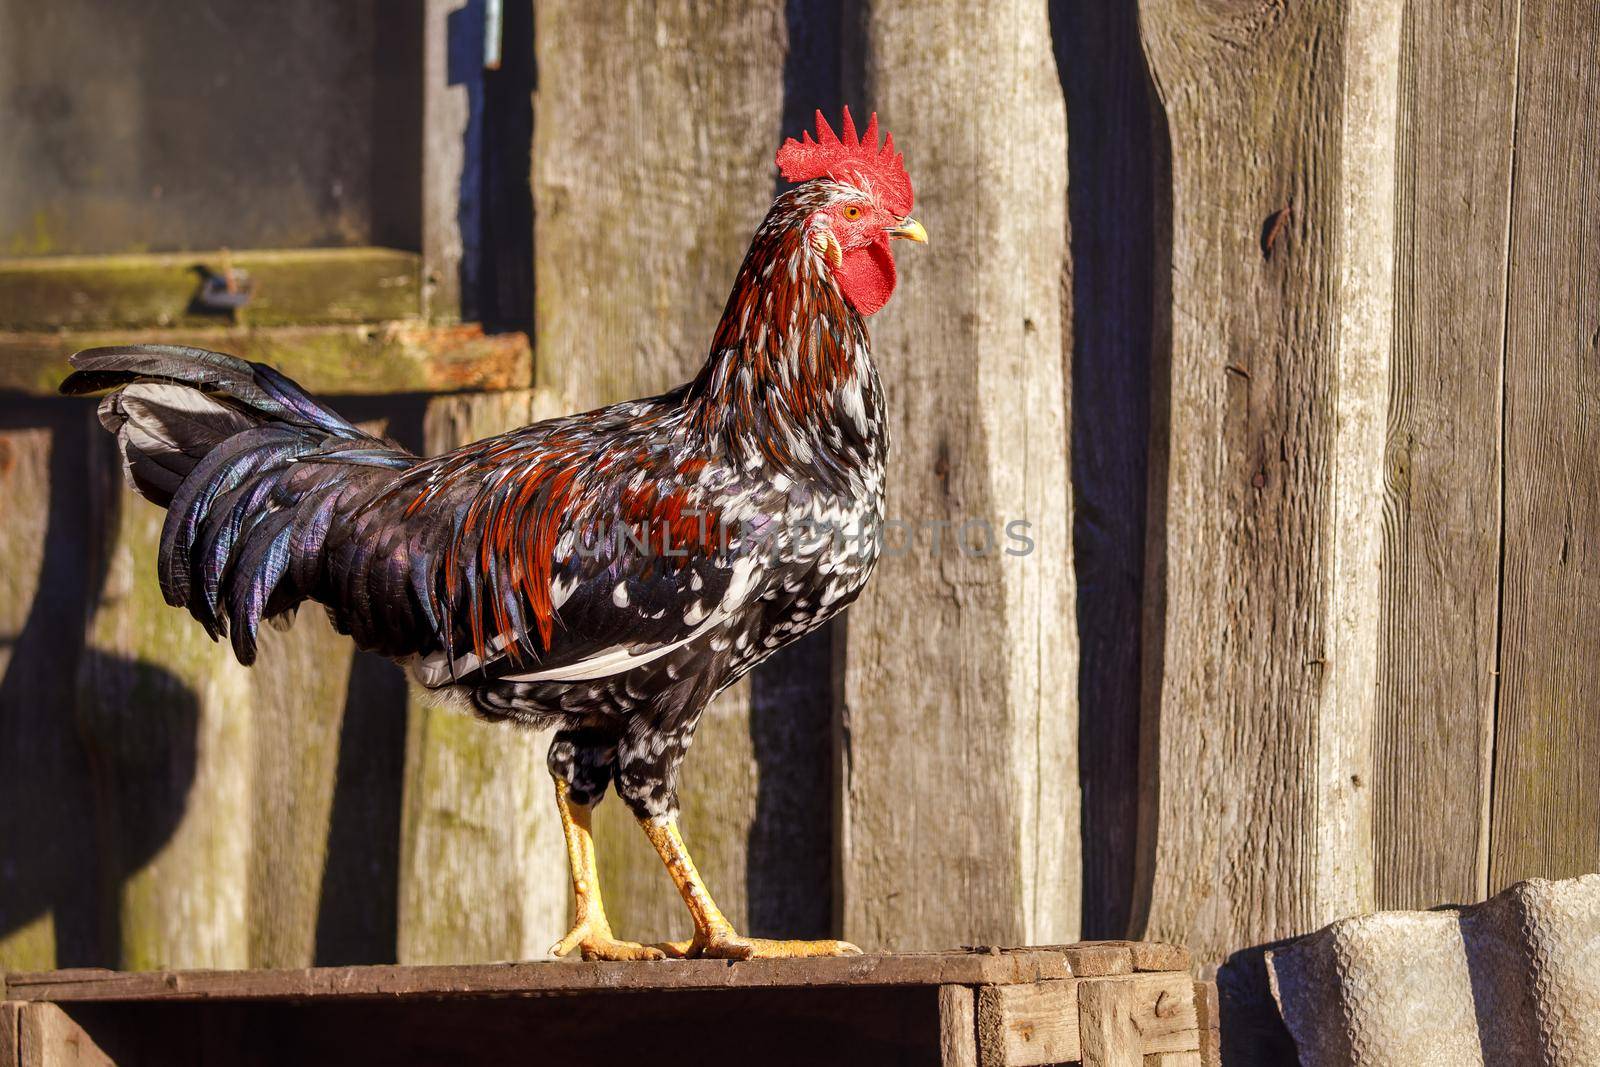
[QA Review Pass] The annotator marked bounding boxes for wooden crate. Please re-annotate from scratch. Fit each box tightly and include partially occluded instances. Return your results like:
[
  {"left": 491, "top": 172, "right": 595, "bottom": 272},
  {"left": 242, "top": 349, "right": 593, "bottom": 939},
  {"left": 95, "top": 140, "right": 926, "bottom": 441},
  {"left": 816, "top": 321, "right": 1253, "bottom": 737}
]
[{"left": 1, "top": 945, "right": 1213, "bottom": 1066}]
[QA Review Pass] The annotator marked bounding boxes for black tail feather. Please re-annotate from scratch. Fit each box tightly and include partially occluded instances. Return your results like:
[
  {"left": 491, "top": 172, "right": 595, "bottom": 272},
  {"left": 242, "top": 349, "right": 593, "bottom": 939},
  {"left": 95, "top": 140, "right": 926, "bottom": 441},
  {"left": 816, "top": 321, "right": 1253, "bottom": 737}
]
[{"left": 61, "top": 344, "right": 418, "bottom": 664}]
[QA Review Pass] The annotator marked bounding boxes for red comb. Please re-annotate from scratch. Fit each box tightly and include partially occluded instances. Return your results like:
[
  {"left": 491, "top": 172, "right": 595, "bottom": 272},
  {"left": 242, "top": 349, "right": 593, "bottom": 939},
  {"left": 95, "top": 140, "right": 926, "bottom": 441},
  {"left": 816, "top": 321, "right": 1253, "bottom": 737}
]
[{"left": 776, "top": 107, "right": 913, "bottom": 216}]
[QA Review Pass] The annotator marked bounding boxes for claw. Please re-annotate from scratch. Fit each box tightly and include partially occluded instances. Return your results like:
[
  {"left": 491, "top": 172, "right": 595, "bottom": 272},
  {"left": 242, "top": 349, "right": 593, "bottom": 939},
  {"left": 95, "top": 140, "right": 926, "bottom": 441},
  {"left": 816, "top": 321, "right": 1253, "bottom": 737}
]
[
  {"left": 551, "top": 919, "right": 665, "bottom": 962},
  {"left": 669, "top": 934, "right": 863, "bottom": 960}
]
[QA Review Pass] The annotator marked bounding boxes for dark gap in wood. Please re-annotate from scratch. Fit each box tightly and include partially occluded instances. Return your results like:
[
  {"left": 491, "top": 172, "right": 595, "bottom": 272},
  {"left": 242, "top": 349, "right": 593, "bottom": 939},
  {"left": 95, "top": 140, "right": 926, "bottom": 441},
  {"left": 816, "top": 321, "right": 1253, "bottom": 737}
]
[
  {"left": 1129, "top": 38, "right": 1174, "bottom": 948},
  {"left": 370, "top": 3, "right": 427, "bottom": 254},
  {"left": 477, "top": 0, "right": 534, "bottom": 337},
  {"left": 1049, "top": 0, "right": 1163, "bottom": 940},
  {"left": 1484, "top": 0, "right": 1526, "bottom": 901},
  {"left": 726, "top": 0, "right": 849, "bottom": 942},
  {"left": 45, "top": 986, "right": 943, "bottom": 1067}
]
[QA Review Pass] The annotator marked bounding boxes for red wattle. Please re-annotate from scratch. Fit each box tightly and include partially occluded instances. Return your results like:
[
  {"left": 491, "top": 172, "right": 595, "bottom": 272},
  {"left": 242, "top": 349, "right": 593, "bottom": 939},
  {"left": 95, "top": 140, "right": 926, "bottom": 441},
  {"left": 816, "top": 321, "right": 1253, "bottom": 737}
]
[{"left": 836, "top": 239, "right": 897, "bottom": 316}]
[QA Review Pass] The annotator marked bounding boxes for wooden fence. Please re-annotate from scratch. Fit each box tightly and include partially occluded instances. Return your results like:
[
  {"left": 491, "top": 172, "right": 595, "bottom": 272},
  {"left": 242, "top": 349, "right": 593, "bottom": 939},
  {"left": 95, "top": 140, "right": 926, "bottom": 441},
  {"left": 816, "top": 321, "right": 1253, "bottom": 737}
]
[{"left": 1, "top": 1, "right": 1596, "bottom": 1059}]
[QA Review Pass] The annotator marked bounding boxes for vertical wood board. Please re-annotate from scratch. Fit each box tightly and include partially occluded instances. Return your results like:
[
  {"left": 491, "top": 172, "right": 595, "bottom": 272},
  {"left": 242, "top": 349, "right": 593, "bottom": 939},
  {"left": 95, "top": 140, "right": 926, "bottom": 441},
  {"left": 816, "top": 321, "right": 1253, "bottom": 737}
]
[
  {"left": 1491, "top": 0, "right": 1600, "bottom": 890},
  {"left": 1137, "top": 0, "right": 1401, "bottom": 972},
  {"left": 839, "top": 0, "right": 1078, "bottom": 950},
  {"left": 0, "top": 413, "right": 96, "bottom": 971},
  {"left": 1374, "top": 0, "right": 1519, "bottom": 911},
  {"left": 397, "top": 391, "right": 568, "bottom": 963},
  {"left": 532, "top": 0, "right": 835, "bottom": 944}
]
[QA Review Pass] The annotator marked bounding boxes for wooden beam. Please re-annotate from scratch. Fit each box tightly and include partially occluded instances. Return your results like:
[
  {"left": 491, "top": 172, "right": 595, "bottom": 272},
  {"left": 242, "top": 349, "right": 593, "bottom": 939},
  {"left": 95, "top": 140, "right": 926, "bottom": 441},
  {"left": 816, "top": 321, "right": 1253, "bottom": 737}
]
[
  {"left": 1, "top": 323, "right": 531, "bottom": 398},
  {"left": 1136, "top": 0, "right": 1403, "bottom": 969},
  {"left": 1079, "top": 979, "right": 1143, "bottom": 1067},
  {"left": 0, "top": 413, "right": 97, "bottom": 973},
  {"left": 937, "top": 985, "right": 978, "bottom": 1067},
  {"left": 246, "top": 414, "right": 414, "bottom": 968},
  {"left": 78, "top": 434, "right": 257, "bottom": 970},
  {"left": 979, "top": 982, "right": 1083, "bottom": 1066},
  {"left": 397, "top": 392, "right": 567, "bottom": 964},
  {"left": 1490, "top": 0, "right": 1600, "bottom": 889},
  {"left": 13, "top": 1004, "right": 112, "bottom": 1067},
  {"left": 839, "top": 0, "right": 1078, "bottom": 953},
  {"left": 1374, "top": 0, "right": 1519, "bottom": 913},
  {"left": 422, "top": 0, "right": 466, "bottom": 321},
  {"left": 531, "top": 0, "right": 834, "bottom": 946},
  {"left": 4, "top": 949, "right": 1084, "bottom": 1001},
  {"left": 1, "top": 1001, "right": 18, "bottom": 1067},
  {"left": 0, "top": 248, "right": 421, "bottom": 332},
  {"left": 978, "top": 973, "right": 1200, "bottom": 1067}
]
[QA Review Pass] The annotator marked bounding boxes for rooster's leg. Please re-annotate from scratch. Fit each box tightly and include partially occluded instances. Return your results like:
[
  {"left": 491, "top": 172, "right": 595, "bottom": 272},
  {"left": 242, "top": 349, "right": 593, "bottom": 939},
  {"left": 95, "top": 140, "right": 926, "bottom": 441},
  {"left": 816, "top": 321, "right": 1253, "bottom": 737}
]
[
  {"left": 639, "top": 815, "right": 861, "bottom": 960},
  {"left": 548, "top": 729, "right": 659, "bottom": 960},
  {"left": 549, "top": 778, "right": 664, "bottom": 961}
]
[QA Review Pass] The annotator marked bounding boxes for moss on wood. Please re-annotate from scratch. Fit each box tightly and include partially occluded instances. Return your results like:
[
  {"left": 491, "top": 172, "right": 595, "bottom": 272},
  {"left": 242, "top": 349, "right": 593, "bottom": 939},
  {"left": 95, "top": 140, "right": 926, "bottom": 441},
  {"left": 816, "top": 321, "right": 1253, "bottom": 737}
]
[
  {"left": 1, "top": 323, "right": 531, "bottom": 397},
  {"left": 0, "top": 248, "right": 422, "bottom": 331}
]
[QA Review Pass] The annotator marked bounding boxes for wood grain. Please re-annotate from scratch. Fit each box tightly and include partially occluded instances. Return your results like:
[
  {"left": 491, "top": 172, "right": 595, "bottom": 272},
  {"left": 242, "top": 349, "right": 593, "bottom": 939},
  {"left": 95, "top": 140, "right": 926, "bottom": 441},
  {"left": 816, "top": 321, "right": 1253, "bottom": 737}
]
[
  {"left": 1375, "top": 0, "right": 1520, "bottom": 912},
  {"left": 0, "top": 411, "right": 96, "bottom": 972},
  {"left": 0, "top": 1001, "right": 16, "bottom": 1067},
  {"left": 246, "top": 414, "right": 412, "bottom": 968},
  {"left": 532, "top": 0, "right": 834, "bottom": 945},
  {"left": 14, "top": 1004, "right": 112, "bottom": 1067},
  {"left": 1079, "top": 979, "right": 1143, "bottom": 1067},
  {"left": 421, "top": 0, "right": 465, "bottom": 321},
  {"left": 839, "top": 0, "right": 1078, "bottom": 953},
  {"left": 1137, "top": 0, "right": 1402, "bottom": 975},
  {"left": 1, "top": 323, "right": 532, "bottom": 397},
  {"left": 1490, "top": 0, "right": 1600, "bottom": 890},
  {"left": 0, "top": 248, "right": 421, "bottom": 332},
  {"left": 979, "top": 981, "right": 1084, "bottom": 1066},
  {"left": 937, "top": 984, "right": 978, "bottom": 1067},
  {"left": 4, "top": 949, "right": 1085, "bottom": 1000},
  {"left": 396, "top": 392, "right": 567, "bottom": 964},
  {"left": 78, "top": 433, "right": 255, "bottom": 970}
]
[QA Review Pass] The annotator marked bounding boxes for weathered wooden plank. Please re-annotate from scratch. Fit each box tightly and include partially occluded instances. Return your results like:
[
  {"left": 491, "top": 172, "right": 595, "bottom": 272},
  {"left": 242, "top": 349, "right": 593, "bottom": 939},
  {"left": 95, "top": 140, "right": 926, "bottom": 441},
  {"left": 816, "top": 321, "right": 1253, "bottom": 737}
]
[
  {"left": 1193, "top": 981, "right": 1220, "bottom": 1067},
  {"left": 247, "top": 611, "right": 356, "bottom": 967},
  {"left": 246, "top": 413, "right": 413, "bottom": 968},
  {"left": 1490, "top": 0, "right": 1600, "bottom": 890},
  {"left": 1079, "top": 980, "right": 1143, "bottom": 1067},
  {"left": 978, "top": 982, "right": 1082, "bottom": 1067},
  {"left": 0, "top": 323, "right": 531, "bottom": 397},
  {"left": 5, "top": 949, "right": 1080, "bottom": 1001},
  {"left": 1136, "top": 0, "right": 1402, "bottom": 978},
  {"left": 1062, "top": 944, "right": 1134, "bottom": 978},
  {"left": 1045, "top": 941, "right": 1191, "bottom": 974},
  {"left": 422, "top": 0, "right": 466, "bottom": 322},
  {"left": 979, "top": 973, "right": 1199, "bottom": 1067},
  {"left": 839, "top": 0, "right": 1077, "bottom": 953},
  {"left": 0, "top": 409, "right": 97, "bottom": 972},
  {"left": 0, "top": 248, "right": 421, "bottom": 332},
  {"left": 78, "top": 435, "right": 256, "bottom": 970},
  {"left": 14, "top": 1004, "right": 112, "bottom": 1067},
  {"left": 1374, "top": 0, "right": 1519, "bottom": 913},
  {"left": 937, "top": 985, "right": 978, "bottom": 1067},
  {"left": 1, "top": 1001, "right": 18, "bottom": 1067},
  {"left": 532, "top": 0, "right": 836, "bottom": 945},
  {"left": 396, "top": 391, "right": 567, "bottom": 964}
]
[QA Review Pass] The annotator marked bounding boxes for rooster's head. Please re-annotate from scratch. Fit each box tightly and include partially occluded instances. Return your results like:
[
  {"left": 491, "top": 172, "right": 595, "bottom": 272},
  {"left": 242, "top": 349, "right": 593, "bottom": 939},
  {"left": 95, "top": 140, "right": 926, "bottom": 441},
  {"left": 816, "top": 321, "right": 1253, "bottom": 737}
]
[{"left": 777, "top": 107, "right": 926, "bottom": 316}]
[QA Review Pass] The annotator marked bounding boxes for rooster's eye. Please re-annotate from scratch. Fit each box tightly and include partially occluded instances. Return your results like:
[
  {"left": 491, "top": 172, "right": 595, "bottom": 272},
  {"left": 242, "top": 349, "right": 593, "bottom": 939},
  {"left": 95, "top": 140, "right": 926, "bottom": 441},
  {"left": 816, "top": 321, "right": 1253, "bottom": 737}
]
[{"left": 842, "top": 205, "right": 863, "bottom": 221}]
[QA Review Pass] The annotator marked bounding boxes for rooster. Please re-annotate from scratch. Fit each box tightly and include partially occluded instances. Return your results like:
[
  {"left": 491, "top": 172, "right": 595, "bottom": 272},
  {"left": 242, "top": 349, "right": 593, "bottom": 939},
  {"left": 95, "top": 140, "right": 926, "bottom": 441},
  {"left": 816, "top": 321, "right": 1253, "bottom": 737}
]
[{"left": 61, "top": 109, "right": 924, "bottom": 961}]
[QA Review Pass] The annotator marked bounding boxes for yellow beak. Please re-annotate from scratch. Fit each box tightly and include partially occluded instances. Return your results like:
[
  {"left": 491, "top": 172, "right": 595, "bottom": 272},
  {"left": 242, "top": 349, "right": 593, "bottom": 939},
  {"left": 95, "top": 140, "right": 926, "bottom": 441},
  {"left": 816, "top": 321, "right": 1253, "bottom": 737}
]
[{"left": 886, "top": 217, "right": 928, "bottom": 244}]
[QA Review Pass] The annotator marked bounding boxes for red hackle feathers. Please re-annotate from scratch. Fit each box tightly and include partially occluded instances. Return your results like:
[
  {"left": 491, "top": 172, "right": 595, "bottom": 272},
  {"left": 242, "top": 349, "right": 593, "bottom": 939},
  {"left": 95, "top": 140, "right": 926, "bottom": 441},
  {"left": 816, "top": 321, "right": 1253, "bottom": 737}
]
[{"left": 776, "top": 107, "right": 913, "bottom": 216}]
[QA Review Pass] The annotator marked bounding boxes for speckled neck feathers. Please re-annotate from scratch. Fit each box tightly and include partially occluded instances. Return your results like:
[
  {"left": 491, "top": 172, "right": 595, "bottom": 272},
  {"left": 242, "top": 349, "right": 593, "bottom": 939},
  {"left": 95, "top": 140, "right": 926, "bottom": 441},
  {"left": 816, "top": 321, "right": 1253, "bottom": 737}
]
[{"left": 686, "top": 187, "right": 885, "bottom": 493}]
